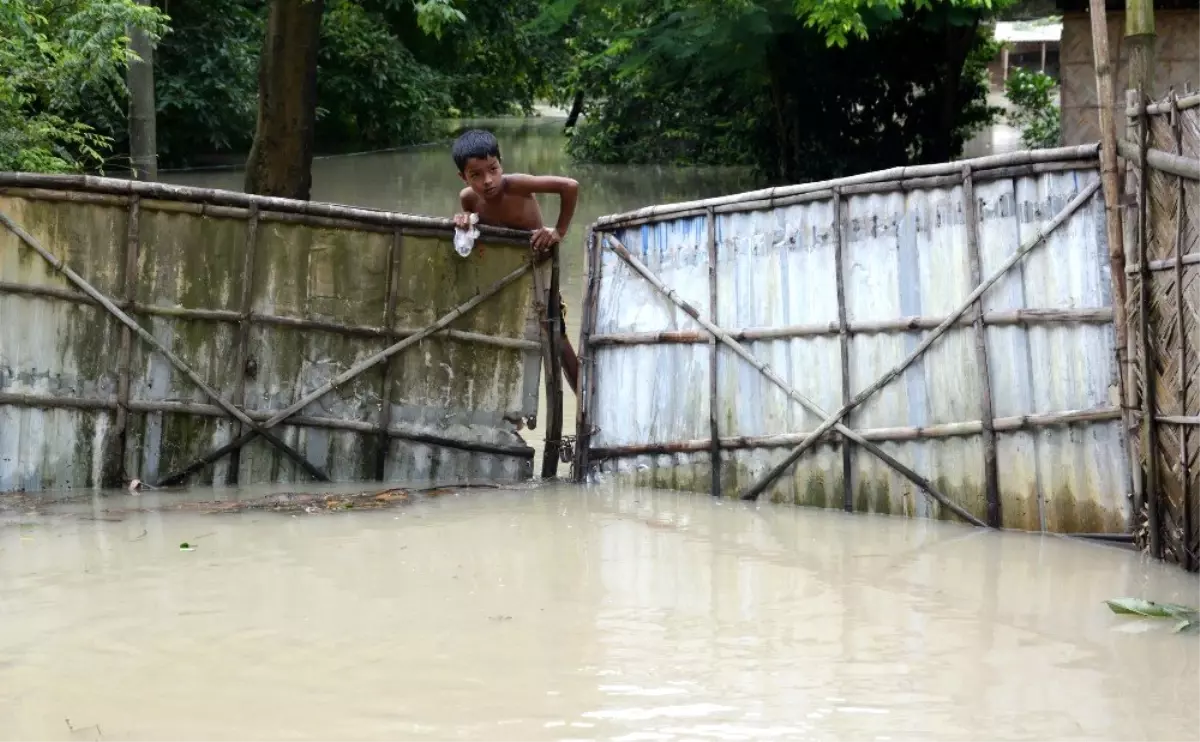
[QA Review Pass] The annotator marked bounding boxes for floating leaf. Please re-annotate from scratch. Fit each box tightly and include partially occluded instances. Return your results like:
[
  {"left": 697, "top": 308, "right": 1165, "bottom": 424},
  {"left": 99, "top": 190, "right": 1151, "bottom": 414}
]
[
  {"left": 1105, "top": 598, "right": 1196, "bottom": 618},
  {"left": 179, "top": 542, "right": 195, "bottom": 551}
]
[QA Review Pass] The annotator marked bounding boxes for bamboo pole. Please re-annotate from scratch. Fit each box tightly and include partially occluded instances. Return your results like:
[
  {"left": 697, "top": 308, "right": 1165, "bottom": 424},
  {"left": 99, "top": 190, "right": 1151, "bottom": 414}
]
[
  {"left": 153, "top": 260, "right": 534, "bottom": 486},
  {"left": 0, "top": 393, "right": 533, "bottom": 457},
  {"left": 594, "top": 145, "right": 1100, "bottom": 227},
  {"left": 832, "top": 190, "right": 853, "bottom": 512},
  {"left": 0, "top": 280, "right": 536, "bottom": 350},
  {"left": 1088, "top": 0, "right": 1131, "bottom": 485},
  {"left": 0, "top": 172, "right": 533, "bottom": 243},
  {"left": 740, "top": 181, "right": 1102, "bottom": 503},
  {"left": 375, "top": 229, "right": 403, "bottom": 482},
  {"left": 1125, "top": 254, "right": 1200, "bottom": 273},
  {"left": 1134, "top": 96, "right": 1162, "bottom": 560},
  {"left": 1129, "top": 92, "right": 1200, "bottom": 116},
  {"left": 707, "top": 207, "right": 721, "bottom": 497},
  {"left": 105, "top": 195, "right": 141, "bottom": 487},
  {"left": 595, "top": 162, "right": 1099, "bottom": 228},
  {"left": 586, "top": 307, "right": 1115, "bottom": 346},
  {"left": 587, "top": 406, "right": 1124, "bottom": 457},
  {"left": 599, "top": 233, "right": 986, "bottom": 528},
  {"left": 1169, "top": 93, "right": 1194, "bottom": 571},
  {"left": 962, "top": 167, "right": 1002, "bottom": 527},
  {"left": 1126, "top": 0, "right": 1156, "bottom": 105},
  {"left": 1123, "top": 91, "right": 1146, "bottom": 535},
  {"left": 227, "top": 204, "right": 260, "bottom": 485},
  {"left": 572, "top": 229, "right": 602, "bottom": 482},
  {"left": 0, "top": 206, "right": 330, "bottom": 484},
  {"left": 1116, "top": 139, "right": 1200, "bottom": 180}
]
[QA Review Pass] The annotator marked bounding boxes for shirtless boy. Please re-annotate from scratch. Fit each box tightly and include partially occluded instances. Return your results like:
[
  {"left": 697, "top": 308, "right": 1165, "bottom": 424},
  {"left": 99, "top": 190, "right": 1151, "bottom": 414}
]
[{"left": 451, "top": 128, "right": 580, "bottom": 394}]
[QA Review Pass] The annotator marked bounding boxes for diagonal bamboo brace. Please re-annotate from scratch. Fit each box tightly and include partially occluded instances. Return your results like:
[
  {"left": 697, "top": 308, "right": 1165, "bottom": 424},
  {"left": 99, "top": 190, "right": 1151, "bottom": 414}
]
[
  {"left": 740, "top": 180, "right": 1101, "bottom": 503},
  {"left": 154, "top": 260, "right": 535, "bottom": 486},
  {"left": 0, "top": 208, "right": 330, "bottom": 483},
  {"left": 600, "top": 233, "right": 987, "bottom": 527}
]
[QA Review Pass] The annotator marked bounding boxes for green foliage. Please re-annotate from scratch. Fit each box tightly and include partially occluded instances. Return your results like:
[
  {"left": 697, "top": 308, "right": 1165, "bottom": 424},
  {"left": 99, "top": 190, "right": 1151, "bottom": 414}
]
[
  {"left": 153, "top": 0, "right": 262, "bottom": 166},
  {"left": 555, "top": 0, "right": 1006, "bottom": 183},
  {"left": 1106, "top": 598, "right": 1199, "bottom": 633},
  {"left": 1005, "top": 66, "right": 1061, "bottom": 149},
  {"left": 315, "top": 0, "right": 451, "bottom": 152},
  {"left": 0, "top": 0, "right": 168, "bottom": 172}
]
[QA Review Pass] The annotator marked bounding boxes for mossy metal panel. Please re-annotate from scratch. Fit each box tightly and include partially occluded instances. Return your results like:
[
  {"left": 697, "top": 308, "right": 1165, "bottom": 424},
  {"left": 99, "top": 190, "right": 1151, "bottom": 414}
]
[{"left": 0, "top": 191, "right": 538, "bottom": 492}]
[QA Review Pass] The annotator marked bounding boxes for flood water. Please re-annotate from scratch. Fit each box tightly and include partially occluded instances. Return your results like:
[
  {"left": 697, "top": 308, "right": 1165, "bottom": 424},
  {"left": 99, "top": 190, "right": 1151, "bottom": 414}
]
[{"left": 2, "top": 482, "right": 1197, "bottom": 741}]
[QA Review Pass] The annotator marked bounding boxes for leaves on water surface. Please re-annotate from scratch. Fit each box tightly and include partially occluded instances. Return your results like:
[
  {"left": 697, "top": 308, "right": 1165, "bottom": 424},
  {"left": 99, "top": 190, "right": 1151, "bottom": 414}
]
[
  {"left": 179, "top": 542, "right": 195, "bottom": 551},
  {"left": 1105, "top": 598, "right": 1199, "bottom": 633}
]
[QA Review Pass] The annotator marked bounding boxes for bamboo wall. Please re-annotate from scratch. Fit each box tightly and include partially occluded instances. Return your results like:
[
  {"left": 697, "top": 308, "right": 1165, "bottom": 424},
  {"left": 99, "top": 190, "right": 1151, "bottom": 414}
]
[
  {"left": 0, "top": 174, "right": 546, "bottom": 493},
  {"left": 1122, "top": 92, "right": 1200, "bottom": 571},
  {"left": 574, "top": 145, "right": 1132, "bottom": 534}
]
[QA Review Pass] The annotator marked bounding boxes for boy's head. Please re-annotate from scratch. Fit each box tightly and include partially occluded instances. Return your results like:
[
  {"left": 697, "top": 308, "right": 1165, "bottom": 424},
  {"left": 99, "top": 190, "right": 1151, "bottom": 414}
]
[{"left": 453, "top": 129, "right": 503, "bottom": 199}]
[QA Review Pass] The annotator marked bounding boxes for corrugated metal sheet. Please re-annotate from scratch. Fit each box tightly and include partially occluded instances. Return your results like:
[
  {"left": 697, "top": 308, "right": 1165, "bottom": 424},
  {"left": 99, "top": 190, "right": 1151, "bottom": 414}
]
[
  {"left": 0, "top": 189, "right": 541, "bottom": 492},
  {"left": 583, "top": 160, "right": 1129, "bottom": 533}
]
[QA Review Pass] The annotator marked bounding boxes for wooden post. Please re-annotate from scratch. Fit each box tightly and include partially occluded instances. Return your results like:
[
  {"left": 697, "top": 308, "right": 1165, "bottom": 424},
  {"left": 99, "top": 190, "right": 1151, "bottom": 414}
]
[
  {"left": 1040, "top": 42, "right": 1047, "bottom": 73},
  {"left": 1134, "top": 92, "right": 1162, "bottom": 560},
  {"left": 832, "top": 189, "right": 853, "bottom": 512},
  {"left": 1126, "top": 0, "right": 1156, "bottom": 102},
  {"left": 541, "top": 247, "right": 565, "bottom": 479},
  {"left": 1087, "top": 0, "right": 1138, "bottom": 516},
  {"left": 963, "top": 167, "right": 1002, "bottom": 527},
  {"left": 707, "top": 208, "right": 721, "bottom": 497},
  {"left": 1124, "top": 90, "right": 1145, "bottom": 533},
  {"left": 375, "top": 229, "right": 402, "bottom": 481},
  {"left": 227, "top": 205, "right": 260, "bottom": 485},
  {"left": 1169, "top": 93, "right": 1194, "bottom": 571},
  {"left": 572, "top": 229, "right": 601, "bottom": 482},
  {"left": 104, "top": 195, "right": 142, "bottom": 486}
]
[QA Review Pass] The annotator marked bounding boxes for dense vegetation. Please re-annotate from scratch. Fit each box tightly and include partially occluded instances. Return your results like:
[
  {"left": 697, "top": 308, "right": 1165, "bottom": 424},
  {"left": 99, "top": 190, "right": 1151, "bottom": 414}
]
[{"left": 3, "top": 0, "right": 1031, "bottom": 188}]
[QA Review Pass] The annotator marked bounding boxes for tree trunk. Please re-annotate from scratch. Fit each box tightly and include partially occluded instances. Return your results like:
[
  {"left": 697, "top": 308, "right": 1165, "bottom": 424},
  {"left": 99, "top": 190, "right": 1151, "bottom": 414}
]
[
  {"left": 928, "top": 15, "right": 979, "bottom": 163},
  {"left": 126, "top": 0, "right": 157, "bottom": 181},
  {"left": 564, "top": 90, "right": 585, "bottom": 130},
  {"left": 244, "top": 0, "right": 325, "bottom": 200}
]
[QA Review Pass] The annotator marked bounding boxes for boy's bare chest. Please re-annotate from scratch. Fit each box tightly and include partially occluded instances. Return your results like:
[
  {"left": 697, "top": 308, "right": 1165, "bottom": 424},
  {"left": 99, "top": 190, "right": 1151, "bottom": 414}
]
[{"left": 477, "top": 193, "right": 543, "bottom": 231}]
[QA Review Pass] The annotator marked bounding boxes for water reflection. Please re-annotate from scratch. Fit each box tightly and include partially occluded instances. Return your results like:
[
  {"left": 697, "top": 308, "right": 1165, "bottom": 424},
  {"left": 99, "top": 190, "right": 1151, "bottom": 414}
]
[{"left": 1, "top": 483, "right": 1196, "bottom": 741}]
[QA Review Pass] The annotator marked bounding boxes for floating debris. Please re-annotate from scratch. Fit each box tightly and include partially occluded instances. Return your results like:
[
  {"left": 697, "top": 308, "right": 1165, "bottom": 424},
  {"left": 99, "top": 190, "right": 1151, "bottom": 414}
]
[{"left": 1105, "top": 598, "right": 1199, "bottom": 633}]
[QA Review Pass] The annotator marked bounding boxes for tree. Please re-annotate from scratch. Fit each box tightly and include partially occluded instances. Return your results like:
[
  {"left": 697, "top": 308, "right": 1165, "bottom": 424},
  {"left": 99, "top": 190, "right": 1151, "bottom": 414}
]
[
  {"left": 244, "top": 0, "right": 326, "bottom": 199},
  {"left": 536, "top": 0, "right": 1010, "bottom": 183},
  {"left": 0, "top": 0, "right": 167, "bottom": 173}
]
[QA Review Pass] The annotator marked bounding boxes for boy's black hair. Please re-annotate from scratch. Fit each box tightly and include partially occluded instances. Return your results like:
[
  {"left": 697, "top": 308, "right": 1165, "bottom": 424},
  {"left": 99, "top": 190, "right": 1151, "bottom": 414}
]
[{"left": 452, "top": 129, "right": 501, "bottom": 173}]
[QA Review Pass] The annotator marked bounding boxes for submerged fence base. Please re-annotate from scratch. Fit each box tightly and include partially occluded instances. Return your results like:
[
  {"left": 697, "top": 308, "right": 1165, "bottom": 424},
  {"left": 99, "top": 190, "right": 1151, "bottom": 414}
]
[{"left": 575, "top": 145, "right": 1133, "bottom": 535}]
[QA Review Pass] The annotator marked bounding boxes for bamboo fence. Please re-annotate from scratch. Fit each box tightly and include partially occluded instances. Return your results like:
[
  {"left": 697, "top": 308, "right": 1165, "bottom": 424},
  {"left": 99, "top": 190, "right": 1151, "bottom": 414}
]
[
  {"left": 575, "top": 145, "right": 1129, "bottom": 533},
  {"left": 1121, "top": 90, "right": 1200, "bottom": 571},
  {"left": 0, "top": 173, "right": 561, "bottom": 492}
]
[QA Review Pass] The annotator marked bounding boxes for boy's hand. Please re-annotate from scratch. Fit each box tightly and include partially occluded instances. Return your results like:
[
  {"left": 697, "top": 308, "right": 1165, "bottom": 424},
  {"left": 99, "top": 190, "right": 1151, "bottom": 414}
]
[
  {"left": 453, "top": 212, "right": 474, "bottom": 230},
  {"left": 531, "top": 227, "right": 561, "bottom": 254}
]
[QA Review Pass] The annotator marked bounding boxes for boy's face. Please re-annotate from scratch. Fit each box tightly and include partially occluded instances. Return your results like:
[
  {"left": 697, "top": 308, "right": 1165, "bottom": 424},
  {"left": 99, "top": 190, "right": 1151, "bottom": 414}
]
[{"left": 459, "top": 155, "right": 503, "bottom": 200}]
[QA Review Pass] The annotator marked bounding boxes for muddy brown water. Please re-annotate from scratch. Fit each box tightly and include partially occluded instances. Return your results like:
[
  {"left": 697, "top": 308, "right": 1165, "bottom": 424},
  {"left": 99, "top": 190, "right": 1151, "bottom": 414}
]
[{"left": 1, "top": 481, "right": 1197, "bottom": 741}]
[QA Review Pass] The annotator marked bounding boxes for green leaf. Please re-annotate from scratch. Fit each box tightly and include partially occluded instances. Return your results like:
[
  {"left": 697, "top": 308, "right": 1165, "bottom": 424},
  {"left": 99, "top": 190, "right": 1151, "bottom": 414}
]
[{"left": 1105, "top": 598, "right": 1199, "bottom": 620}]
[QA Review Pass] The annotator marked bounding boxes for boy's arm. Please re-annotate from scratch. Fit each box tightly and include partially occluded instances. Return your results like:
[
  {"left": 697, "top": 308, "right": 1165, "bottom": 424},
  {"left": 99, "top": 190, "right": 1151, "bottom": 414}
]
[
  {"left": 454, "top": 187, "right": 478, "bottom": 229},
  {"left": 507, "top": 174, "right": 579, "bottom": 247}
]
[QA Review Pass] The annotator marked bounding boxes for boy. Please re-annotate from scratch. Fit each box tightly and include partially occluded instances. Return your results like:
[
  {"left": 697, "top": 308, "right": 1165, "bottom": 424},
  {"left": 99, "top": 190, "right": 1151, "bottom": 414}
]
[{"left": 451, "top": 128, "right": 580, "bottom": 394}]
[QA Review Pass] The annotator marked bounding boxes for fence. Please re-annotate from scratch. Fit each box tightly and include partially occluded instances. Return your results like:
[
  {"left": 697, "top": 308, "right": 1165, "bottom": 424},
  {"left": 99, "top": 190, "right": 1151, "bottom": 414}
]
[
  {"left": 1120, "top": 91, "right": 1200, "bottom": 570},
  {"left": 573, "top": 144, "right": 1133, "bottom": 534},
  {"left": 0, "top": 173, "right": 551, "bottom": 493}
]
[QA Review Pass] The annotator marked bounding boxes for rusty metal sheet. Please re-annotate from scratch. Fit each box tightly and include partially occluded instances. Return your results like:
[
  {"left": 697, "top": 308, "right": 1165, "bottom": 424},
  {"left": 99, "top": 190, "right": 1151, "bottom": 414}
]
[{"left": 584, "top": 161, "right": 1130, "bottom": 533}]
